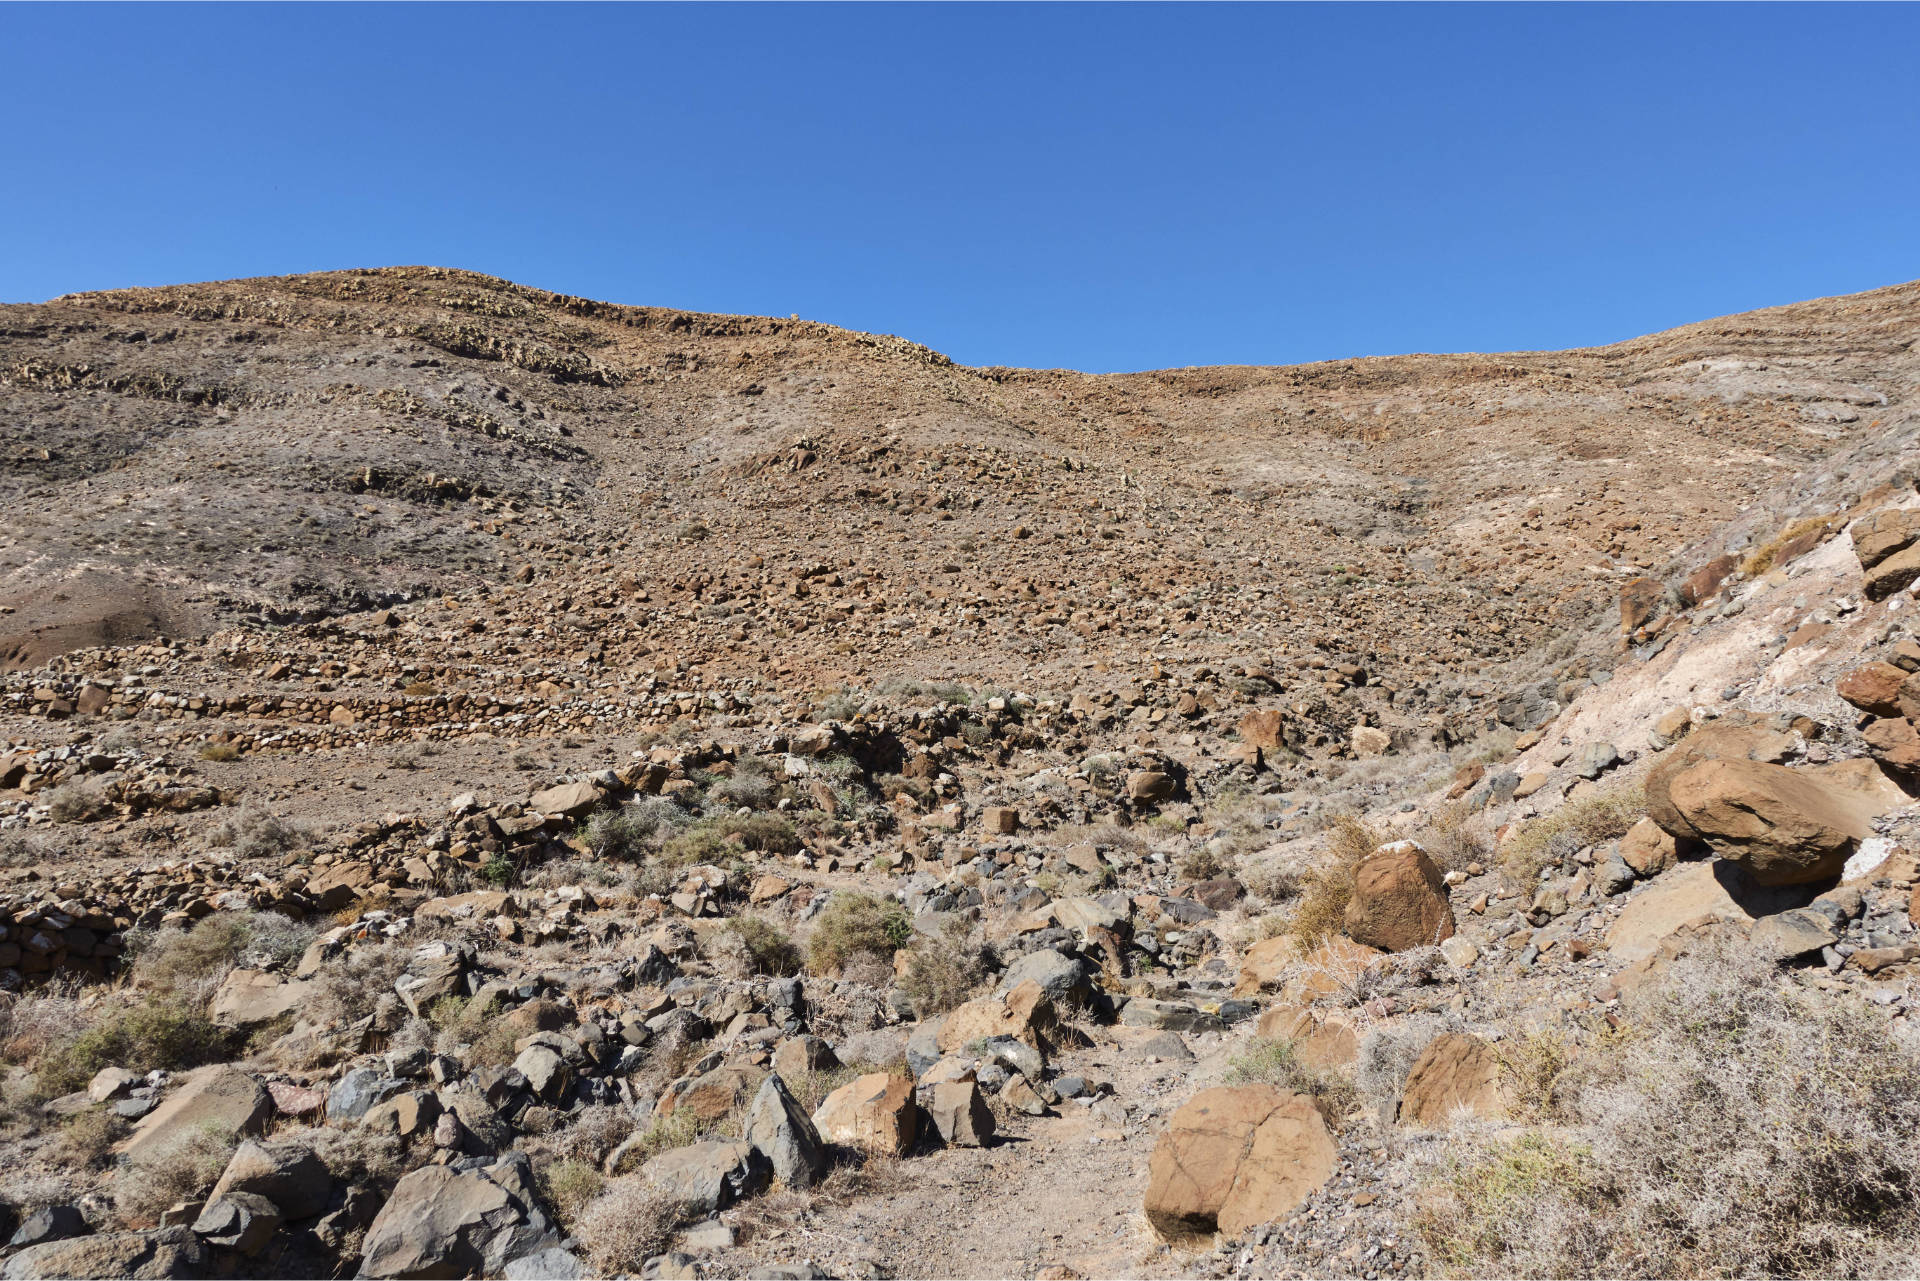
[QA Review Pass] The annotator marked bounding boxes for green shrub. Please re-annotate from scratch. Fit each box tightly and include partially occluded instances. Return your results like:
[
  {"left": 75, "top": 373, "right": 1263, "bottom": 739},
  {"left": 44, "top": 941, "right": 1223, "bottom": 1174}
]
[
  {"left": 808, "top": 892, "right": 913, "bottom": 974},
  {"left": 35, "top": 996, "right": 228, "bottom": 1098},
  {"left": 720, "top": 916, "right": 804, "bottom": 977},
  {"left": 1224, "top": 1036, "right": 1359, "bottom": 1116}
]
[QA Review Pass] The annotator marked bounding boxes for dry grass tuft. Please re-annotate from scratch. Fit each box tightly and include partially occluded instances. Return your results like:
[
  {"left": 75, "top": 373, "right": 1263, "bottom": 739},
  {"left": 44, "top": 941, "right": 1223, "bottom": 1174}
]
[
  {"left": 1414, "top": 940, "right": 1920, "bottom": 1278},
  {"left": 1288, "top": 814, "right": 1379, "bottom": 948},
  {"left": 573, "top": 1176, "right": 689, "bottom": 1274},
  {"left": 1501, "top": 783, "right": 1643, "bottom": 883},
  {"left": 1740, "top": 514, "right": 1835, "bottom": 577}
]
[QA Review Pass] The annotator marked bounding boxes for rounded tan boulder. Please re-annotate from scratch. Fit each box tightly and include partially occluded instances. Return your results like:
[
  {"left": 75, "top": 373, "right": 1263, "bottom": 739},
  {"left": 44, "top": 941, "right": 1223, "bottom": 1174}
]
[
  {"left": 1643, "top": 721, "right": 1794, "bottom": 840},
  {"left": 1398, "top": 1032, "right": 1509, "bottom": 1127},
  {"left": 1342, "top": 842, "right": 1454, "bottom": 952},
  {"left": 1143, "top": 1086, "right": 1336, "bottom": 1246}
]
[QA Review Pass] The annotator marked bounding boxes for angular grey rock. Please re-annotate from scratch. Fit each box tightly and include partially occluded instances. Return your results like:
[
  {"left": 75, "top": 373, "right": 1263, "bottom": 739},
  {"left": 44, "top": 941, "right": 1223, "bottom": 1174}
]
[
  {"left": 192, "top": 1192, "right": 282, "bottom": 1256},
  {"left": 996, "top": 949, "right": 1091, "bottom": 1006},
  {"left": 358, "top": 1152, "right": 557, "bottom": 1279},
  {"left": 1595, "top": 855, "right": 1636, "bottom": 897},
  {"left": 1, "top": 1228, "right": 206, "bottom": 1281},
  {"left": 745, "top": 1074, "right": 827, "bottom": 1189},
  {"left": 644, "top": 1141, "right": 770, "bottom": 1214},
  {"left": 1751, "top": 907, "right": 1841, "bottom": 961},
  {"left": 925, "top": 1079, "right": 996, "bottom": 1147},
  {"left": 1575, "top": 742, "right": 1620, "bottom": 780},
  {"left": 328, "top": 1068, "right": 400, "bottom": 1123},
  {"left": 7, "top": 1207, "right": 87, "bottom": 1249},
  {"left": 209, "top": 1138, "right": 333, "bottom": 1220},
  {"left": 504, "top": 1247, "right": 585, "bottom": 1280},
  {"left": 1117, "top": 998, "right": 1223, "bottom": 1034}
]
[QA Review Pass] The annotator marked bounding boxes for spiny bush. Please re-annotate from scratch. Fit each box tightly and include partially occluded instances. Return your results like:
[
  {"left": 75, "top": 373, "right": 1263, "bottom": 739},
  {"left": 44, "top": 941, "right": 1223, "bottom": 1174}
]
[
  {"left": 1414, "top": 941, "right": 1920, "bottom": 1278},
  {"left": 45, "top": 781, "right": 107, "bottom": 824},
  {"left": 808, "top": 892, "right": 913, "bottom": 974}
]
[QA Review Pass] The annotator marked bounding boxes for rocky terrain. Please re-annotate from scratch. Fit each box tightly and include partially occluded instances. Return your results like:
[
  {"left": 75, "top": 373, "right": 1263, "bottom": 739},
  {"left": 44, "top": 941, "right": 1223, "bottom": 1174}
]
[{"left": 0, "top": 269, "right": 1917, "bottom": 1279}]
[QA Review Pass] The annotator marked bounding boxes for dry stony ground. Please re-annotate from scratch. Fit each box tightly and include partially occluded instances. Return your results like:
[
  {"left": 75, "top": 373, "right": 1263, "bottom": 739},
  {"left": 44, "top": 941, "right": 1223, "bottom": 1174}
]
[{"left": 0, "top": 271, "right": 1916, "bottom": 1280}]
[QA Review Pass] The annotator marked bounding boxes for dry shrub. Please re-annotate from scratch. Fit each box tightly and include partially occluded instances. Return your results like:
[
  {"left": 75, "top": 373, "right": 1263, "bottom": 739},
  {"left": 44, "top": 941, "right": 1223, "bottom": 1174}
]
[
  {"left": 134, "top": 911, "right": 312, "bottom": 1004},
  {"left": 1496, "top": 1024, "right": 1580, "bottom": 1124},
  {"left": 807, "top": 892, "right": 912, "bottom": 974},
  {"left": 207, "top": 806, "right": 310, "bottom": 859},
  {"left": 1741, "top": 514, "right": 1835, "bottom": 577},
  {"left": 1415, "top": 941, "right": 1920, "bottom": 1278},
  {"left": 896, "top": 918, "right": 989, "bottom": 1016},
  {"left": 60, "top": 1107, "right": 124, "bottom": 1168},
  {"left": 113, "top": 1125, "right": 235, "bottom": 1227},
  {"left": 1354, "top": 1013, "right": 1449, "bottom": 1117},
  {"left": 1224, "top": 1037, "right": 1359, "bottom": 1117},
  {"left": 307, "top": 939, "right": 412, "bottom": 1027},
  {"left": 573, "top": 1175, "right": 688, "bottom": 1274},
  {"left": 196, "top": 741, "right": 239, "bottom": 762},
  {"left": 1418, "top": 802, "right": 1491, "bottom": 872},
  {"left": 710, "top": 916, "right": 803, "bottom": 978},
  {"left": 1501, "top": 783, "right": 1644, "bottom": 883},
  {"left": 536, "top": 1158, "right": 605, "bottom": 1229},
  {"left": 539, "top": 1104, "right": 635, "bottom": 1167},
  {"left": 785, "top": 1065, "right": 862, "bottom": 1119},
  {"left": 1289, "top": 814, "right": 1379, "bottom": 947},
  {"left": 45, "top": 781, "right": 107, "bottom": 824}
]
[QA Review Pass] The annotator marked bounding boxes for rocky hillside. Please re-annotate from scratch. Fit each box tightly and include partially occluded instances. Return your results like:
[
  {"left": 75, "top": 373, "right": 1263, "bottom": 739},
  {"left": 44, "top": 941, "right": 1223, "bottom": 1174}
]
[{"left": 0, "top": 271, "right": 1918, "bottom": 1280}]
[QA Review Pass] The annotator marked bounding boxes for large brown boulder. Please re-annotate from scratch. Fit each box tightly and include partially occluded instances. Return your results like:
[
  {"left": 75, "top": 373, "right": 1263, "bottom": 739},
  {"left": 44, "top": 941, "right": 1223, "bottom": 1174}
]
[
  {"left": 1643, "top": 721, "right": 1794, "bottom": 839},
  {"left": 1398, "top": 1033, "right": 1510, "bottom": 1126},
  {"left": 1342, "top": 843, "right": 1454, "bottom": 952},
  {"left": 1865, "top": 543, "right": 1920, "bottom": 600},
  {"left": 935, "top": 979, "right": 1057, "bottom": 1058},
  {"left": 1838, "top": 662, "right": 1910, "bottom": 717},
  {"left": 1863, "top": 717, "right": 1920, "bottom": 778},
  {"left": 1667, "top": 757, "right": 1900, "bottom": 885},
  {"left": 810, "top": 1073, "right": 918, "bottom": 1156},
  {"left": 1237, "top": 709, "right": 1285, "bottom": 751},
  {"left": 1143, "top": 1086, "right": 1336, "bottom": 1246},
  {"left": 1851, "top": 508, "right": 1920, "bottom": 571}
]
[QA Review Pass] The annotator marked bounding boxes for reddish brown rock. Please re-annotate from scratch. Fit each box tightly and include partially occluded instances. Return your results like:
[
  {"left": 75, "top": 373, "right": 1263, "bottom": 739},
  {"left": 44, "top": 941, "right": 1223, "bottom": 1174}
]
[
  {"left": 1838, "top": 662, "right": 1909, "bottom": 717},
  {"left": 1619, "top": 576, "right": 1663, "bottom": 636},
  {"left": 1851, "top": 508, "right": 1920, "bottom": 571},
  {"left": 1342, "top": 843, "right": 1454, "bottom": 952},
  {"left": 1253, "top": 1006, "right": 1358, "bottom": 1070},
  {"left": 1863, "top": 717, "right": 1920, "bottom": 777},
  {"left": 1678, "top": 554, "right": 1738, "bottom": 606},
  {"left": 1618, "top": 816, "right": 1682, "bottom": 877},
  {"left": 1143, "top": 1086, "right": 1336, "bottom": 1245},
  {"left": 1644, "top": 721, "right": 1794, "bottom": 840},
  {"left": 1236, "top": 709, "right": 1285, "bottom": 752},
  {"left": 1667, "top": 757, "right": 1900, "bottom": 885}
]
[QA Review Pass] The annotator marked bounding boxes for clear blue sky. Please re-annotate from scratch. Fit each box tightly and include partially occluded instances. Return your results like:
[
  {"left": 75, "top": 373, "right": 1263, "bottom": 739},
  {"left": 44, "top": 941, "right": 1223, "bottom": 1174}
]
[{"left": 3, "top": 3, "right": 1916, "bottom": 372}]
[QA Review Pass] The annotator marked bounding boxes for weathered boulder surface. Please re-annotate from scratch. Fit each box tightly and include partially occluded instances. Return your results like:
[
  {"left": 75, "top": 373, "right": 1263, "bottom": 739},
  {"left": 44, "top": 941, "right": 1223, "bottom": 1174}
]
[
  {"left": 116, "top": 1065, "right": 271, "bottom": 1166},
  {"left": 644, "top": 1141, "right": 770, "bottom": 1215},
  {"left": 1143, "top": 1086, "right": 1336, "bottom": 1246},
  {"left": 1667, "top": 757, "right": 1900, "bottom": 884},
  {"left": 1, "top": 1228, "right": 206, "bottom": 1280},
  {"left": 358, "top": 1152, "right": 557, "bottom": 1279},
  {"left": 811, "top": 1073, "right": 918, "bottom": 1156},
  {"left": 1398, "top": 1033, "right": 1509, "bottom": 1127},
  {"left": 1342, "top": 842, "right": 1454, "bottom": 952},
  {"left": 746, "top": 1074, "right": 827, "bottom": 1188}
]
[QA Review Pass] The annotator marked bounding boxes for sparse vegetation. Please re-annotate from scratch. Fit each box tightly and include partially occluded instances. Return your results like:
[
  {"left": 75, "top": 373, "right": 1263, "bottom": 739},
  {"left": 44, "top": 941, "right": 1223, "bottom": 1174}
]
[
  {"left": 574, "top": 1176, "right": 689, "bottom": 1275},
  {"left": 897, "top": 918, "right": 990, "bottom": 1016},
  {"left": 1289, "top": 814, "right": 1379, "bottom": 947},
  {"left": 1414, "top": 942, "right": 1920, "bottom": 1278},
  {"left": 1740, "top": 514, "right": 1835, "bottom": 577},
  {"left": 1224, "top": 1037, "right": 1360, "bottom": 1117},
  {"left": 715, "top": 916, "right": 804, "bottom": 977},
  {"left": 196, "top": 740, "right": 240, "bottom": 762},
  {"left": 808, "top": 892, "right": 913, "bottom": 974},
  {"left": 1502, "top": 783, "right": 1644, "bottom": 882},
  {"left": 208, "top": 807, "right": 310, "bottom": 859}
]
